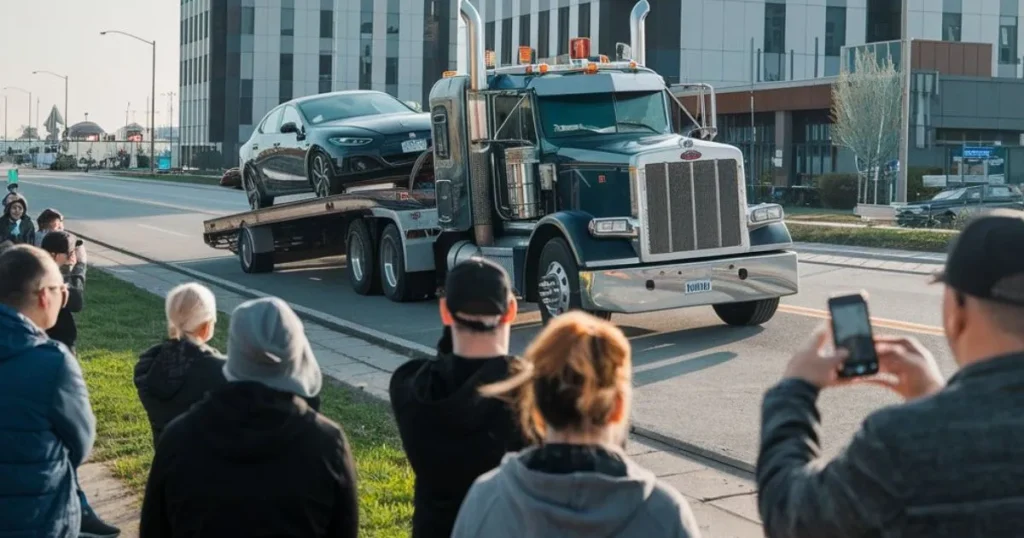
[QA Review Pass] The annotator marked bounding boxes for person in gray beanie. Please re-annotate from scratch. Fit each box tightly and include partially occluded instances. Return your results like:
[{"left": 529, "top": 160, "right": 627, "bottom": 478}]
[{"left": 140, "top": 297, "right": 358, "bottom": 538}]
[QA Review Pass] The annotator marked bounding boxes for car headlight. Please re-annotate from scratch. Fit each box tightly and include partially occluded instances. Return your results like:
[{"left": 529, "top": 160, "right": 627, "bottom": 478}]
[
  {"left": 748, "top": 203, "right": 784, "bottom": 226},
  {"left": 588, "top": 217, "right": 639, "bottom": 238},
  {"left": 329, "top": 137, "right": 373, "bottom": 146}
]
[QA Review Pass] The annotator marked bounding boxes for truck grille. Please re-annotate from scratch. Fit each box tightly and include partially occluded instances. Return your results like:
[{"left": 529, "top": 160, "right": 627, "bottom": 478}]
[{"left": 642, "top": 159, "right": 743, "bottom": 256}]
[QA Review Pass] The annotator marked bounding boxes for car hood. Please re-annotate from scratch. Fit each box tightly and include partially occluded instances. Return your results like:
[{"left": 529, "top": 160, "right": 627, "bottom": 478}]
[{"left": 312, "top": 112, "right": 430, "bottom": 136}]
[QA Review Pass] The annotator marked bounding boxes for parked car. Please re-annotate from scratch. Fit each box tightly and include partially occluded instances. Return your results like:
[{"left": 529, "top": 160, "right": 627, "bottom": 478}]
[
  {"left": 895, "top": 184, "right": 1024, "bottom": 227},
  {"left": 220, "top": 167, "right": 242, "bottom": 189},
  {"left": 239, "top": 90, "right": 431, "bottom": 210}
]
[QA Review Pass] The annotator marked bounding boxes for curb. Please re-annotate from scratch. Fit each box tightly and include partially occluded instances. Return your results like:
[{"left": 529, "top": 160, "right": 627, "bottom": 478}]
[
  {"left": 631, "top": 424, "right": 755, "bottom": 477},
  {"left": 793, "top": 244, "right": 945, "bottom": 266}
]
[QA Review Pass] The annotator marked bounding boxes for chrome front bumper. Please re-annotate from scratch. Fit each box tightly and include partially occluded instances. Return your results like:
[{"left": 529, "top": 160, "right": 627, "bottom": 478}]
[{"left": 579, "top": 251, "right": 800, "bottom": 314}]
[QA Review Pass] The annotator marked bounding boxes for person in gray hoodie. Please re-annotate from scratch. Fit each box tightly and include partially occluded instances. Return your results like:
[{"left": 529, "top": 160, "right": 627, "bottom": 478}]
[{"left": 452, "top": 311, "right": 701, "bottom": 538}]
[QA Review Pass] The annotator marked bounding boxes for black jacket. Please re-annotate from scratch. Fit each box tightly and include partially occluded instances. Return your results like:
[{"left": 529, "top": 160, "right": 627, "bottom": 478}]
[
  {"left": 0, "top": 193, "right": 34, "bottom": 244},
  {"left": 139, "top": 381, "right": 358, "bottom": 538},
  {"left": 389, "top": 327, "right": 528, "bottom": 538},
  {"left": 46, "top": 261, "right": 85, "bottom": 351},
  {"left": 757, "top": 352, "right": 1024, "bottom": 538},
  {"left": 134, "top": 339, "right": 228, "bottom": 445}
]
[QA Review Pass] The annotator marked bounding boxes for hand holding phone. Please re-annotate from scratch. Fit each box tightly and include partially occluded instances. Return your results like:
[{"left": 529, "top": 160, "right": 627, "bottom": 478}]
[{"left": 828, "top": 291, "right": 880, "bottom": 378}]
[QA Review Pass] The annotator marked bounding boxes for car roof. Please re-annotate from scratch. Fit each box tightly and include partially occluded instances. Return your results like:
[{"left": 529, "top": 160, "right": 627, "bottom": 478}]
[{"left": 287, "top": 90, "right": 390, "bottom": 106}]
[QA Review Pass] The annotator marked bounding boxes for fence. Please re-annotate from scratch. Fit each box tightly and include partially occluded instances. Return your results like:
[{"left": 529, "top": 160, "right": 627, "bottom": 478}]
[{"left": 1, "top": 139, "right": 175, "bottom": 169}]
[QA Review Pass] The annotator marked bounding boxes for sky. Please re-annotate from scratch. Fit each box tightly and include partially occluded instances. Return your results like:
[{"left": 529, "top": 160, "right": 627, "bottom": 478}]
[{"left": 0, "top": 0, "right": 180, "bottom": 138}]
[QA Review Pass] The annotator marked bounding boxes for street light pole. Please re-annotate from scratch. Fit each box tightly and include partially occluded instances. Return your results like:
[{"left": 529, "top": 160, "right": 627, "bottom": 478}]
[{"left": 101, "top": 29, "right": 157, "bottom": 174}]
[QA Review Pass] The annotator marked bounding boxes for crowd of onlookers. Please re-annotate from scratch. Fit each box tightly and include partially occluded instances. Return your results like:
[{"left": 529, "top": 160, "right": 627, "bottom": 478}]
[{"left": 2, "top": 181, "right": 1024, "bottom": 538}]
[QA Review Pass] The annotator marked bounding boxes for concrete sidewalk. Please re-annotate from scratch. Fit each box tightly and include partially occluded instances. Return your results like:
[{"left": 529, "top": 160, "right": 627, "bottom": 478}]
[{"left": 84, "top": 242, "right": 764, "bottom": 537}]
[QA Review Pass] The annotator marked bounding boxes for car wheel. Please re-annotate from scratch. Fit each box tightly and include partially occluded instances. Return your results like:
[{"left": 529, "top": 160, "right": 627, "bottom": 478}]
[
  {"left": 536, "top": 238, "right": 612, "bottom": 325},
  {"left": 346, "top": 219, "right": 381, "bottom": 295},
  {"left": 379, "top": 223, "right": 434, "bottom": 302},
  {"left": 713, "top": 298, "right": 779, "bottom": 326},
  {"left": 243, "top": 166, "right": 274, "bottom": 210},
  {"left": 310, "top": 151, "right": 339, "bottom": 199}
]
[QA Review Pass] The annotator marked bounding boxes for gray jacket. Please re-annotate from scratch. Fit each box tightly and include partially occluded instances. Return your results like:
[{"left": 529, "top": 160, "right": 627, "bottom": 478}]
[
  {"left": 757, "top": 352, "right": 1024, "bottom": 538},
  {"left": 451, "top": 446, "right": 701, "bottom": 538}
]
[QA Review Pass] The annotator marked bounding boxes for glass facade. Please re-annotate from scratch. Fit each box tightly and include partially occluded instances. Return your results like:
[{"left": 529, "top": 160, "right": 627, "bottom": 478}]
[
  {"left": 717, "top": 113, "right": 777, "bottom": 188},
  {"left": 824, "top": 5, "right": 846, "bottom": 76},
  {"left": 537, "top": 10, "right": 550, "bottom": 58},
  {"left": 359, "top": 0, "right": 373, "bottom": 90},
  {"left": 1000, "top": 16, "right": 1018, "bottom": 65},
  {"left": 792, "top": 111, "right": 837, "bottom": 185},
  {"left": 842, "top": 40, "right": 902, "bottom": 72},
  {"left": 763, "top": 2, "right": 786, "bottom": 81},
  {"left": 386, "top": 0, "right": 399, "bottom": 96}
]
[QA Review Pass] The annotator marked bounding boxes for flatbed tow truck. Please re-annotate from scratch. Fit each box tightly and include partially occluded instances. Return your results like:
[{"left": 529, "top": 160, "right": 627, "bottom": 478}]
[{"left": 202, "top": 0, "right": 800, "bottom": 326}]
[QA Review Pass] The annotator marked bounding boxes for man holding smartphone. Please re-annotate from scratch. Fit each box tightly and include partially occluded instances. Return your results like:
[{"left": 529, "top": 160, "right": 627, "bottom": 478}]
[{"left": 756, "top": 210, "right": 1024, "bottom": 538}]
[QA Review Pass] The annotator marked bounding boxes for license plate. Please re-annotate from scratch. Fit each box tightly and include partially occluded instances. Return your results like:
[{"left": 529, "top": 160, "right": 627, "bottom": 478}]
[
  {"left": 684, "top": 279, "right": 712, "bottom": 295},
  {"left": 402, "top": 139, "right": 427, "bottom": 153}
]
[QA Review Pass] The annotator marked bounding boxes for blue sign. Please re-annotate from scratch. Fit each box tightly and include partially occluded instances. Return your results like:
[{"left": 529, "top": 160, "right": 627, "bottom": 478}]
[
  {"left": 158, "top": 156, "right": 171, "bottom": 171},
  {"left": 6, "top": 169, "right": 17, "bottom": 184},
  {"left": 962, "top": 146, "right": 994, "bottom": 159}
]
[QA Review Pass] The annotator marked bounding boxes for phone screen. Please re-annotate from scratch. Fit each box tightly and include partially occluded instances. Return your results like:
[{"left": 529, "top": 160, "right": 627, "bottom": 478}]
[{"left": 830, "top": 295, "right": 879, "bottom": 377}]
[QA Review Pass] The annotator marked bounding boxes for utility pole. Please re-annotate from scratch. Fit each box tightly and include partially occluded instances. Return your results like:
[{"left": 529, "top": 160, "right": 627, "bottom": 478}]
[
  {"left": 897, "top": 0, "right": 911, "bottom": 203},
  {"left": 101, "top": 29, "right": 157, "bottom": 174}
]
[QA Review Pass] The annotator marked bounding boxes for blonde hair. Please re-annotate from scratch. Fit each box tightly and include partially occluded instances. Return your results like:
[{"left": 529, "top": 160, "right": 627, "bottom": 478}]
[
  {"left": 480, "top": 311, "right": 632, "bottom": 443},
  {"left": 165, "top": 283, "right": 217, "bottom": 340}
]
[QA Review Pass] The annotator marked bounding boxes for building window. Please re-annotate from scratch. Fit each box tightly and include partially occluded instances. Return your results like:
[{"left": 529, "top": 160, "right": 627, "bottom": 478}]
[
  {"left": 280, "top": 53, "right": 293, "bottom": 103},
  {"left": 319, "top": 54, "right": 332, "bottom": 93},
  {"left": 763, "top": 2, "right": 786, "bottom": 81},
  {"left": 1000, "top": 16, "right": 1018, "bottom": 64},
  {"left": 203, "top": 11, "right": 208, "bottom": 39},
  {"left": 240, "top": 79, "right": 253, "bottom": 125},
  {"left": 241, "top": 7, "right": 255, "bottom": 35},
  {"left": 519, "top": 14, "right": 530, "bottom": 53},
  {"left": 485, "top": 21, "right": 495, "bottom": 53},
  {"left": 386, "top": 0, "right": 398, "bottom": 95},
  {"left": 538, "top": 10, "right": 550, "bottom": 59},
  {"left": 282, "top": 7, "right": 295, "bottom": 36},
  {"left": 825, "top": 6, "right": 846, "bottom": 57},
  {"left": 501, "top": 18, "right": 513, "bottom": 65},
  {"left": 386, "top": 58, "right": 399, "bottom": 95},
  {"left": 557, "top": 6, "right": 569, "bottom": 55},
  {"left": 321, "top": 9, "right": 334, "bottom": 38},
  {"left": 578, "top": 2, "right": 591, "bottom": 38},
  {"left": 943, "top": 12, "right": 962, "bottom": 41},
  {"left": 360, "top": 0, "right": 373, "bottom": 90}
]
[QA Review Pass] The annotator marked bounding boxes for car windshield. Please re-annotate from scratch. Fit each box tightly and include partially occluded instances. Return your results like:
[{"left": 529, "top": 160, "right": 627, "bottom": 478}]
[
  {"left": 932, "top": 188, "right": 964, "bottom": 201},
  {"left": 536, "top": 91, "right": 671, "bottom": 138},
  {"left": 298, "top": 93, "right": 412, "bottom": 125}
]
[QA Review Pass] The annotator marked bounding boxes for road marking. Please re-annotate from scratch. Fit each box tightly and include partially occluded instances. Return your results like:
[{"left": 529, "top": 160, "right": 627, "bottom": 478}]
[
  {"left": 17, "top": 179, "right": 233, "bottom": 216},
  {"left": 137, "top": 223, "right": 191, "bottom": 238}
]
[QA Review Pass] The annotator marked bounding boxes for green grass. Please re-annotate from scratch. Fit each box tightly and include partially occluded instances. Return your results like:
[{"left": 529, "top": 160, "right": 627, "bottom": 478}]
[
  {"left": 783, "top": 206, "right": 864, "bottom": 224},
  {"left": 78, "top": 270, "right": 413, "bottom": 536},
  {"left": 109, "top": 171, "right": 223, "bottom": 187},
  {"left": 787, "top": 222, "right": 956, "bottom": 253}
]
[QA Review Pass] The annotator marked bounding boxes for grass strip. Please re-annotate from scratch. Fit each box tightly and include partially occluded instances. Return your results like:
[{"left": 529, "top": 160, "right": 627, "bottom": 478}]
[
  {"left": 77, "top": 269, "right": 413, "bottom": 537},
  {"left": 787, "top": 222, "right": 955, "bottom": 253},
  {"left": 109, "top": 171, "right": 223, "bottom": 187}
]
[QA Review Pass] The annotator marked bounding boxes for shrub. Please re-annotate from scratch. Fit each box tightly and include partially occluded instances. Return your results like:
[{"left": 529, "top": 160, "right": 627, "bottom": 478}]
[
  {"left": 49, "top": 154, "right": 78, "bottom": 171},
  {"left": 816, "top": 174, "right": 859, "bottom": 209},
  {"left": 907, "top": 167, "right": 943, "bottom": 202},
  {"left": 788, "top": 223, "right": 955, "bottom": 252}
]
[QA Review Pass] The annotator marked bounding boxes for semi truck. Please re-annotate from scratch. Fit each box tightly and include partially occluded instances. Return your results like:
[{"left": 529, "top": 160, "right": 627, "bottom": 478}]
[{"left": 202, "top": 0, "right": 800, "bottom": 326}]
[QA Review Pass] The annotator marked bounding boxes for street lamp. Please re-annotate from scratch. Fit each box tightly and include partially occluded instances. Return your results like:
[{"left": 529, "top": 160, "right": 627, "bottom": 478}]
[
  {"left": 3, "top": 86, "right": 32, "bottom": 140},
  {"left": 101, "top": 29, "right": 156, "bottom": 174},
  {"left": 33, "top": 70, "right": 69, "bottom": 140}
]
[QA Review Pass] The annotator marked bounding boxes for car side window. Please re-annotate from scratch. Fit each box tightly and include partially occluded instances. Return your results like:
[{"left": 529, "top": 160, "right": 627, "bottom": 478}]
[
  {"left": 261, "top": 107, "right": 284, "bottom": 134},
  {"left": 280, "top": 106, "right": 302, "bottom": 129}
]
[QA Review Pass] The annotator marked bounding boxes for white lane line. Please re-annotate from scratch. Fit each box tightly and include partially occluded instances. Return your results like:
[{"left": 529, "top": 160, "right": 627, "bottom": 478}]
[
  {"left": 137, "top": 223, "right": 192, "bottom": 237},
  {"left": 17, "top": 179, "right": 237, "bottom": 216}
]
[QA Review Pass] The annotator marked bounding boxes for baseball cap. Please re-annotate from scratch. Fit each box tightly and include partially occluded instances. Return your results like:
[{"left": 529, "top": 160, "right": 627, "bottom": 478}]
[
  {"left": 41, "top": 231, "right": 83, "bottom": 256},
  {"left": 444, "top": 257, "right": 512, "bottom": 331},
  {"left": 933, "top": 209, "right": 1024, "bottom": 306}
]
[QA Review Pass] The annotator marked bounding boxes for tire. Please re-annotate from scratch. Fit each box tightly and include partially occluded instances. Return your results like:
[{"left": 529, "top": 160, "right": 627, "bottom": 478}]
[
  {"left": 536, "top": 238, "right": 612, "bottom": 325},
  {"left": 346, "top": 219, "right": 381, "bottom": 296},
  {"left": 379, "top": 223, "right": 435, "bottom": 302},
  {"left": 238, "top": 226, "right": 274, "bottom": 274},
  {"left": 713, "top": 298, "right": 779, "bottom": 326},
  {"left": 310, "top": 150, "right": 340, "bottom": 199},
  {"left": 242, "top": 166, "right": 274, "bottom": 210}
]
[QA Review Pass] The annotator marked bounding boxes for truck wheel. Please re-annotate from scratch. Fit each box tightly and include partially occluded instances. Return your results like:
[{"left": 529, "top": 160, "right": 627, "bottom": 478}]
[
  {"left": 713, "top": 298, "right": 779, "bottom": 326},
  {"left": 238, "top": 227, "right": 274, "bottom": 274},
  {"left": 346, "top": 219, "right": 381, "bottom": 295},
  {"left": 243, "top": 166, "right": 274, "bottom": 210},
  {"left": 379, "top": 223, "right": 434, "bottom": 302},
  {"left": 536, "top": 238, "right": 612, "bottom": 325},
  {"left": 310, "top": 150, "right": 340, "bottom": 198}
]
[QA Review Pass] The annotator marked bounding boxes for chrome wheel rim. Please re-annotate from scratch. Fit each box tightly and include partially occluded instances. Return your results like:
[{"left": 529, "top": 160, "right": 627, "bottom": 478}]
[
  {"left": 243, "top": 169, "right": 259, "bottom": 209},
  {"left": 240, "top": 229, "right": 253, "bottom": 268},
  {"left": 349, "top": 233, "right": 366, "bottom": 282},
  {"left": 538, "top": 261, "right": 571, "bottom": 318},
  {"left": 382, "top": 238, "right": 399, "bottom": 289},
  {"left": 312, "top": 155, "right": 331, "bottom": 198}
]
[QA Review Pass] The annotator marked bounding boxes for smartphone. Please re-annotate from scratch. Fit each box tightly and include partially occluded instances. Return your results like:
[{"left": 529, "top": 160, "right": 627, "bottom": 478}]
[{"left": 828, "top": 292, "right": 879, "bottom": 378}]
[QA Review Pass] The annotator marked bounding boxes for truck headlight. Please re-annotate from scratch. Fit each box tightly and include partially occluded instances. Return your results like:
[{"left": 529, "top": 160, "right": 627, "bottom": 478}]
[
  {"left": 329, "top": 137, "right": 373, "bottom": 146},
  {"left": 589, "top": 217, "right": 639, "bottom": 238},
  {"left": 748, "top": 203, "right": 784, "bottom": 227}
]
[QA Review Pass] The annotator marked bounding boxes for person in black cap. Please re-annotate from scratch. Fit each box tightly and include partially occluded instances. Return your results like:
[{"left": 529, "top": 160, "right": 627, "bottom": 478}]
[
  {"left": 40, "top": 231, "right": 87, "bottom": 355},
  {"left": 755, "top": 209, "right": 1024, "bottom": 538},
  {"left": 388, "top": 257, "right": 528, "bottom": 538}
]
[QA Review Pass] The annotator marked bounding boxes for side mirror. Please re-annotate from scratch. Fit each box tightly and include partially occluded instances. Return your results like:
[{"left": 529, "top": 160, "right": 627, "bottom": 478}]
[
  {"left": 280, "top": 122, "right": 299, "bottom": 134},
  {"left": 406, "top": 101, "right": 422, "bottom": 112}
]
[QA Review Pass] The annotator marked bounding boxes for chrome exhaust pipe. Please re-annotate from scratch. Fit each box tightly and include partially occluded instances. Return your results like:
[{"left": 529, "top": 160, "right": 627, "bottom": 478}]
[
  {"left": 460, "top": 0, "right": 486, "bottom": 91},
  {"left": 460, "top": 0, "right": 494, "bottom": 246},
  {"left": 630, "top": 0, "right": 650, "bottom": 66}
]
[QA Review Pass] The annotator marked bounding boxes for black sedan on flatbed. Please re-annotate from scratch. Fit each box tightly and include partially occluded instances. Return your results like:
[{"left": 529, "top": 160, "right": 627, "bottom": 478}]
[
  {"left": 239, "top": 90, "right": 431, "bottom": 209},
  {"left": 895, "top": 184, "right": 1024, "bottom": 227}
]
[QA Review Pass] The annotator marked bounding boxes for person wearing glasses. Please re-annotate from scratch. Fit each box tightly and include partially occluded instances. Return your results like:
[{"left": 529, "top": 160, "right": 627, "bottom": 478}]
[
  {"left": 0, "top": 245, "right": 100, "bottom": 537},
  {"left": 40, "top": 231, "right": 87, "bottom": 356}
]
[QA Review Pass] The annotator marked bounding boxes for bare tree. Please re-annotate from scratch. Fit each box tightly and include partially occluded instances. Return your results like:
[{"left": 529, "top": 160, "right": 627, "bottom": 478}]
[{"left": 830, "top": 49, "right": 903, "bottom": 205}]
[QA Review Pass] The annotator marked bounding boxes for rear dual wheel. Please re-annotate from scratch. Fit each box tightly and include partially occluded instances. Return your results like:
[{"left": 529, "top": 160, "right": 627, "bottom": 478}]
[{"left": 345, "top": 219, "right": 432, "bottom": 301}]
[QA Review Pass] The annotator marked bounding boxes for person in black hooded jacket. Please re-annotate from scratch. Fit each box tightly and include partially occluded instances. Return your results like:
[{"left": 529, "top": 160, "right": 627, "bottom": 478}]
[
  {"left": 389, "top": 258, "right": 528, "bottom": 538},
  {"left": 0, "top": 192, "right": 35, "bottom": 244},
  {"left": 135, "top": 283, "right": 227, "bottom": 445}
]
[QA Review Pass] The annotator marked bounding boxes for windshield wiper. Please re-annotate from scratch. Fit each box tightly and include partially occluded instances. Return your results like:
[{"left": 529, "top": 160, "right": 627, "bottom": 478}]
[{"left": 616, "top": 120, "right": 659, "bottom": 133}]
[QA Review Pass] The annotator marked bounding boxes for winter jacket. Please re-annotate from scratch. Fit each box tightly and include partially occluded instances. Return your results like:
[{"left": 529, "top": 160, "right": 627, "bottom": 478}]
[
  {"left": 46, "top": 260, "right": 86, "bottom": 352},
  {"left": 0, "top": 303, "right": 96, "bottom": 537},
  {"left": 388, "top": 327, "right": 528, "bottom": 538},
  {"left": 452, "top": 443, "right": 702, "bottom": 538},
  {"left": 0, "top": 193, "right": 35, "bottom": 244},
  {"left": 134, "top": 338, "right": 228, "bottom": 445},
  {"left": 139, "top": 381, "right": 358, "bottom": 538},
  {"left": 756, "top": 352, "right": 1024, "bottom": 538}
]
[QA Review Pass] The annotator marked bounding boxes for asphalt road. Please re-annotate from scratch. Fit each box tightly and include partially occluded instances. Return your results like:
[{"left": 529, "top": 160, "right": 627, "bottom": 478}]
[{"left": 13, "top": 169, "right": 952, "bottom": 468}]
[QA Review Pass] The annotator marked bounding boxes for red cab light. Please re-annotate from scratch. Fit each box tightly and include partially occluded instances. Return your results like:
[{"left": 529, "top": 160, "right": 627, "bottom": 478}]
[
  {"left": 518, "top": 46, "right": 534, "bottom": 64},
  {"left": 570, "top": 37, "right": 591, "bottom": 60}
]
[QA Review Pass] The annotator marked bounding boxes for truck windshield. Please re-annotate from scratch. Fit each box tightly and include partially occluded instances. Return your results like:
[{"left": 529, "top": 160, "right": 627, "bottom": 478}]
[
  {"left": 299, "top": 93, "right": 414, "bottom": 125},
  {"left": 537, "top": 91, "right": 670, "bottom": 138}
]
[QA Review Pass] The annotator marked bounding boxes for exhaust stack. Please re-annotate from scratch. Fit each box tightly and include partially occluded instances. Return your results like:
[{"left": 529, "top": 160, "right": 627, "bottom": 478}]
[
  {"left": 460, "top": 0, "right": 494, "bottom": 246},
  {"left": 629, "top": 0, "right": 650, "bottom": 66},
  {"left": 460, "top": 0, "right": 486, "bottom": 91}
]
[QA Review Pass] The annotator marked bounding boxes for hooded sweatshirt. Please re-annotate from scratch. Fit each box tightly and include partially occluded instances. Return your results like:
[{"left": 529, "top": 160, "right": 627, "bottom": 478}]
[
  {"left": 0, "top": 303, "right": 96, "bottom": 537},
  {"left": 388, "top": 327, "right": 528, "bottom": 538},
  {"left": 134, "top": 338, "right": 227, "bottom": 445},
  {"left": 0, "top": 193, "right": 35, "bottom": 244},
  {"left": 139, "top": 381, "right": 358, "bottom": 538},
  {"left": 451, "top": 444, "right": 702, "bottom": 538}
]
